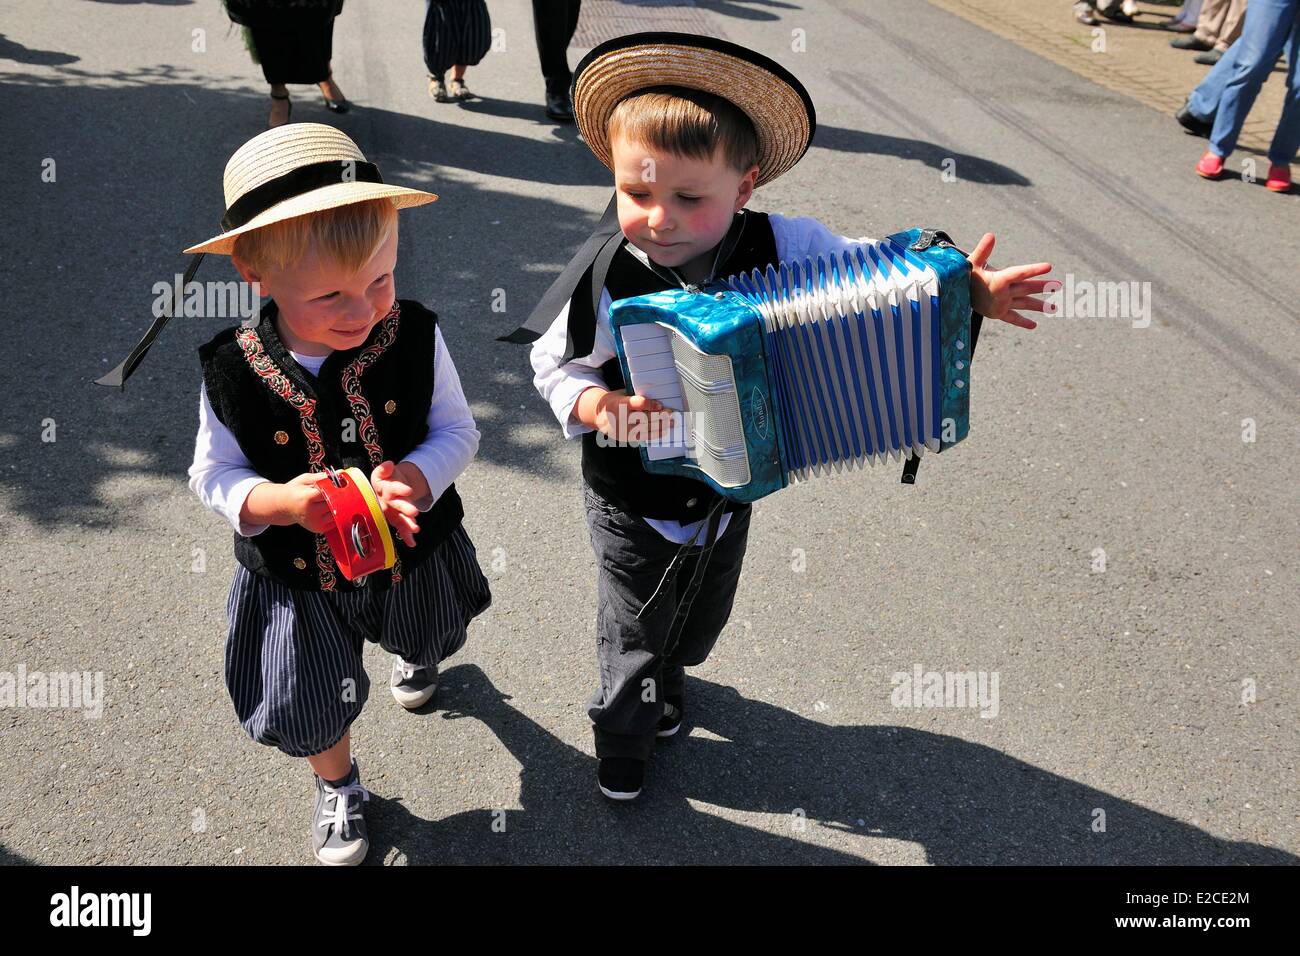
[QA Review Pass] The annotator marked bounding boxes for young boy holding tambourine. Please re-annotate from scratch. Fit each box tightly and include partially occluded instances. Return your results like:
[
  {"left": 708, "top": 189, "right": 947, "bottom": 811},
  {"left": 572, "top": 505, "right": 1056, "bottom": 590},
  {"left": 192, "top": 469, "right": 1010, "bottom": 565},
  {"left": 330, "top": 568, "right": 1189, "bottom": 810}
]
[{"left": 103, "top": 123, "right": 491, "bottom": 864}]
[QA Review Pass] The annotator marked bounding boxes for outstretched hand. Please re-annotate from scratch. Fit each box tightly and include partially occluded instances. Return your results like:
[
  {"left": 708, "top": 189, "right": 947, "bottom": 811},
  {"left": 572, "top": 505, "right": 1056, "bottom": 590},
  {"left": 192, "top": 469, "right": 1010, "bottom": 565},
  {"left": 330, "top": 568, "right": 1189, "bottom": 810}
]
[{"left": 966, "top": 233, "right": 1054, "bottom": 330}]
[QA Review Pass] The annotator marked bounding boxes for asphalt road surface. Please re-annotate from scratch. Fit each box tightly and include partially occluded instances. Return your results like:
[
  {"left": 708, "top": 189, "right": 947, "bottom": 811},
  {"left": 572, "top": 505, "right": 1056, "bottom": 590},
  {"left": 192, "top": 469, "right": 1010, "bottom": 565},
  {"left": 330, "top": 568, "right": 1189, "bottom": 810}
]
[{"left": 0, "top": 0, "right": 1296, "bottom": 865}]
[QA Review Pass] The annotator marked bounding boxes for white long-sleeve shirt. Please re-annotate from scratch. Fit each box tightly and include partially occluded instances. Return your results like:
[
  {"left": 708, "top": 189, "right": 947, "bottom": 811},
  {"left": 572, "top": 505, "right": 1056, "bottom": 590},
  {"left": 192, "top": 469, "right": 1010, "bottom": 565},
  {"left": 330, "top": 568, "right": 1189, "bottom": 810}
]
[
  {"left": 530, "top": 212, "right": 871, "bottom": 543},
  {"left": 189, "top": 324, "right": 479, "bottom": 537}
]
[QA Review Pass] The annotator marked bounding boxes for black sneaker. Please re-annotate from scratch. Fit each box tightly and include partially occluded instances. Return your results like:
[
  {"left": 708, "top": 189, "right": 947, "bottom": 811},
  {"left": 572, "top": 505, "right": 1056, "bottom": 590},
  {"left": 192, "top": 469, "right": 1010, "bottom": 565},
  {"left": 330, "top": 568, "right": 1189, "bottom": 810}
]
[
  {"left": 597, "top": 757, "right": 644, "bottom": 801},
  {"left": 656, "top": 695, "right": 684, "bottom": 738},
  {"left": 1194, "top": 49, "right": 1223, "bottom": 65},
  {"left": 390, "top": 658, "right": 438, "bottom": 710},
  {"left": 1171, "top": 35, "right": 1214, "bottom": 51},
  {"left": 312, "top": 761, "right": 370, "bottom": 866},
  {"left": 1175, "top": 101, "right": 1215, "bottom": 137}
]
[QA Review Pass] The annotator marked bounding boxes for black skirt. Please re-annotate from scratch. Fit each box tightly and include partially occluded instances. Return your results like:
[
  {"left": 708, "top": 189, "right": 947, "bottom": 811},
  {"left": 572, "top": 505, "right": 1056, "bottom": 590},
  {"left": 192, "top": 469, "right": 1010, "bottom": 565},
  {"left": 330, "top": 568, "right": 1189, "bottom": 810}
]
[
  {"left": 423, "top": 0, "right": 492, "bottom": 77},
  {"left": 236, "top": 1, "right": 344, "bottom": 85}
]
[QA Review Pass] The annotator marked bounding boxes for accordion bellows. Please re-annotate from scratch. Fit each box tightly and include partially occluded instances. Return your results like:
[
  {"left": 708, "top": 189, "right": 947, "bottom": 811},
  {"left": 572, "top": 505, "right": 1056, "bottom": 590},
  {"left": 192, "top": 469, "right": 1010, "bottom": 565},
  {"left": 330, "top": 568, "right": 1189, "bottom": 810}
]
[{"left": 611, "top": 228, "right": 974, "bottom": 503}]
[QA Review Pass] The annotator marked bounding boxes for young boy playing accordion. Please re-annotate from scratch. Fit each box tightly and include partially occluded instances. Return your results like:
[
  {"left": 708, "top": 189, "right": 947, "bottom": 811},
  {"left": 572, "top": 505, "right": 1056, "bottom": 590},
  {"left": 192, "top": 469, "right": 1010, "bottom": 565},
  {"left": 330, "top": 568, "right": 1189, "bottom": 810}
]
[{"left": 506, "top": 33, "right": 1053, "bottom": 801}]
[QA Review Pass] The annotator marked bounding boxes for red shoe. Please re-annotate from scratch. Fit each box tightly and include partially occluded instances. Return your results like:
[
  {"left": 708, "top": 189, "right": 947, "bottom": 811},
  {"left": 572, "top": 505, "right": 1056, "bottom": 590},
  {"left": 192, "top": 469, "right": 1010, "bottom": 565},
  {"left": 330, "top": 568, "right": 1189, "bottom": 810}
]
[
  {"left": 1265, "top": 164, "right": 1293, "bottom": 193},
  {"left": 1195, "top": 150, "right": 1225, "bottom": 179}
]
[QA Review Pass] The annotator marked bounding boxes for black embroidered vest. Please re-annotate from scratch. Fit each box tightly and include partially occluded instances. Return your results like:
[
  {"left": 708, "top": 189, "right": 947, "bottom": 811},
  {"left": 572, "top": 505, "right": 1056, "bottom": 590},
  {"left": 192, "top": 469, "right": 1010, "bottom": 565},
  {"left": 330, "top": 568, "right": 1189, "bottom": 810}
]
[
  {"left": 198, "top": 297, "right": 465, "bottom": 593},
  {"left": 581, "top": 210, "right": 779, "bottom": 522}
]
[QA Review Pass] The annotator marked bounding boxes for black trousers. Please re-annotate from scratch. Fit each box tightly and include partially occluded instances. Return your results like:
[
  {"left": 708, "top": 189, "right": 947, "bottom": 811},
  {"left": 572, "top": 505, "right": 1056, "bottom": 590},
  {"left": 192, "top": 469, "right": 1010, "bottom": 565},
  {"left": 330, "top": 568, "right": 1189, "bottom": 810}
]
[
  {"left": 583, "top": 483, "right": 751, "bottom": 761},
  {"left": 531, "top": 0, "right": 581, "bottom": 94}
]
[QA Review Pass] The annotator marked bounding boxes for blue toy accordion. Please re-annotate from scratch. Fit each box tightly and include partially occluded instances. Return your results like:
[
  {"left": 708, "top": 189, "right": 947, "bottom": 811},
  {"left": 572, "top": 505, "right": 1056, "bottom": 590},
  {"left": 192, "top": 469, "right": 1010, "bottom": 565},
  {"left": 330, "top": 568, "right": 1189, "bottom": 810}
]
[{"left": 610, "top": 228, "right": 974, "bottom": 503}]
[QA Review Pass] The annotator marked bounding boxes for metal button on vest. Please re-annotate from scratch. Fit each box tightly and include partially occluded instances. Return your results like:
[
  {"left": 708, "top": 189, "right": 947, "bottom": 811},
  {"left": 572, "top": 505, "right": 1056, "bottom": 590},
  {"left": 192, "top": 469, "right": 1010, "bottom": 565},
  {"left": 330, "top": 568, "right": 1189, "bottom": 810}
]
[
  {"left": 274, "top": 430, "right": 290, "bottom": 445},
  {"left": 293, "top": 557, "right": 307, "bottom": 570},
  {"left": 686, "top": 498, "right": 698, "bottom": 508},
  {"left": 384, "top": 400, "right": 397, "bottom": 414}
]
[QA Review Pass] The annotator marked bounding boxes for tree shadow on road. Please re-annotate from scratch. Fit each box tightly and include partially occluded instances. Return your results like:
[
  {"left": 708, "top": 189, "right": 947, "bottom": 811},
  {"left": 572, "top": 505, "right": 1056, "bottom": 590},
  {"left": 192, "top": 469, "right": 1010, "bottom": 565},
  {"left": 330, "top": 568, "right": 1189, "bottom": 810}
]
[
  {"left": 363, "top": 664, "right": 1296, "bottom": 865},
  {"left": 0, "top": 60, "right": 1044, "bottom": 533},
  {"left": 0, "top": 64, "right": 615, "bottom": 533}
]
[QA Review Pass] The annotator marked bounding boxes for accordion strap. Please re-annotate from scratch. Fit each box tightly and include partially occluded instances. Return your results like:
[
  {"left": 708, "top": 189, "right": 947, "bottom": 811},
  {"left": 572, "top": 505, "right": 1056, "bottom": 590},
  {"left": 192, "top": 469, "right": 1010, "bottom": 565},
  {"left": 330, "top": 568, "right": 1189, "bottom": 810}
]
[
  {"left": 496, "top": 192, "right": 622, "bottom": 362},
  {"left": 902, "top": 229, "right": 986, "bottom": 484},
  {"left": 901, "top": 308, "right": 983, "bottom": 484}
]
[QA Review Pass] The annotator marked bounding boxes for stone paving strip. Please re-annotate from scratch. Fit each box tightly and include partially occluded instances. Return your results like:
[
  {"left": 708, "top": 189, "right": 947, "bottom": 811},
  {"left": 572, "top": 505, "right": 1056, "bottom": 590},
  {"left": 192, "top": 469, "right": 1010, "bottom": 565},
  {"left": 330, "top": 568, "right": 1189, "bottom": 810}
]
[{"left": 926, "top": 0, "right": 1287, "bottom": 157}]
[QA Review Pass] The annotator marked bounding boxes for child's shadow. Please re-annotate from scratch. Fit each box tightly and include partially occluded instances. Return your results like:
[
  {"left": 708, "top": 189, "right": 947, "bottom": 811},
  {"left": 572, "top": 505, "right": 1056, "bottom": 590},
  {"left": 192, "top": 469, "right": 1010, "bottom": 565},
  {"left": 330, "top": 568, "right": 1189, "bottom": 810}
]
[{"left": 364, "top": 666, "right": 1296, "bottom": 865}]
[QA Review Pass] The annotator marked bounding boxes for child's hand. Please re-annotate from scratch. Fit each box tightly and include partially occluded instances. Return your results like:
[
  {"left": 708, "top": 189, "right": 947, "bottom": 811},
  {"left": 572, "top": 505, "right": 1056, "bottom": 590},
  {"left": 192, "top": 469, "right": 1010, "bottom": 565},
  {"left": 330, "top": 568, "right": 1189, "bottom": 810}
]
[
  {"left": 577, "top": 387, "right": 675, "bottom": 444},
  {"left": 966, "top": 233, "right": 1053, "bottom": 330},
  {"left": 280, "top": 472, "right": 335, "bottom": 535},
  {"left": 370, "top": 460, "right": 427, "bottom": 548}
]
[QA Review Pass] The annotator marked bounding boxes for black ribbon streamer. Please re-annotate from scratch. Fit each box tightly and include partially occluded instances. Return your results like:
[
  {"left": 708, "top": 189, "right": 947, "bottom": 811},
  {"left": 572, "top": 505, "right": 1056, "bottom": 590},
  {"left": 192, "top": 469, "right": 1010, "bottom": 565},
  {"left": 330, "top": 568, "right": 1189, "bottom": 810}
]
[{"left": 96, "top": 159, "right": 385, "bottom": 390}]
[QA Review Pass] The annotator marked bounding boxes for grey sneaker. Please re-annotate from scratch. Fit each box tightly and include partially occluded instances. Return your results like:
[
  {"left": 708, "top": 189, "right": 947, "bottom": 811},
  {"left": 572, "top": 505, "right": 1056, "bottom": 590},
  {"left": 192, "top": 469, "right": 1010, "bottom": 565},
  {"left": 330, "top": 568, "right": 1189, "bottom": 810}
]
[
  {"left": 429, "top": 75, "right": 451, "bottom": 102},
  {"left": 390, "top": 658, "right": 438, "bottom": 709},
  {"left": 312, "top": 761, "right": 370, "bottom": 866}
]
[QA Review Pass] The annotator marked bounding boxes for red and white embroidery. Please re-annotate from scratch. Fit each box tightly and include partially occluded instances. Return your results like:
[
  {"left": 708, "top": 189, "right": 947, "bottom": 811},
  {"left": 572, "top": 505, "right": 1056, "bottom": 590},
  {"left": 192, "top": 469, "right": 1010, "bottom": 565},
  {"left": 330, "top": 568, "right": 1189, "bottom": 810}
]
[
  {"left": 236, "top": 326, "right": 339, "bottom": 592},
  {"left": 236, "top": 303, "right": 418, "bottom": 590},
  {"left": 339, "top": 302, "right": 406, "bottom": 585}
]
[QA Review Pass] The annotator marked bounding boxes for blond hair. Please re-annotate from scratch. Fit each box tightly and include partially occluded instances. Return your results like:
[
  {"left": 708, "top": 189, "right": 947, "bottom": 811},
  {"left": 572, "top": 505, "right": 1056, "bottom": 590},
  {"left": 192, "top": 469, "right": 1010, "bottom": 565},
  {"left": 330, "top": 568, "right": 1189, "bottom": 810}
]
[
  {"left": 232, "top": 197, "right": 398, "bottom": 278},
  {"left": 608, "top": 86, "right": 759, "bottom": 173}
]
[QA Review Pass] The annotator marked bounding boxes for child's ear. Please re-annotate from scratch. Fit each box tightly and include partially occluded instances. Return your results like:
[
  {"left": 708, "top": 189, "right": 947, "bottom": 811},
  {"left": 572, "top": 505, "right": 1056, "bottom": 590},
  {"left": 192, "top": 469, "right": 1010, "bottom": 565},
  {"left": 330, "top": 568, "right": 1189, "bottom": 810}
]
[
  {"left": 734, "top": 165, "right": 760, "bottom": 211},
  {"left": 230, "top": 253, "right": 264, "bottom": 291}
]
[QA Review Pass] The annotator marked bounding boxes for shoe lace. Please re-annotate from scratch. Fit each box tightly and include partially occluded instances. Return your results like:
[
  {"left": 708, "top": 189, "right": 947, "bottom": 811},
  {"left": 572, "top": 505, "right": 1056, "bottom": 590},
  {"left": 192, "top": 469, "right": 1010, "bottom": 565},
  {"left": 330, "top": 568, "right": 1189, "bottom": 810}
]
[
  {"left": 398, "top": 659, "right": 420, "bottom": 681},
  {"left": 319, "top": 780, "right": 370, "bottom": 836}
]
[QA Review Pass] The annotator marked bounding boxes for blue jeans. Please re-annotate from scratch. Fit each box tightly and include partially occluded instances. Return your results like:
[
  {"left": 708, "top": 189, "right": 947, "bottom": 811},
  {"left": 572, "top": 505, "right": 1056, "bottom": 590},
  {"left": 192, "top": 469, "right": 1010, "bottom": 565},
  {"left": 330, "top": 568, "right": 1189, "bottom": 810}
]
[{"left": 1187, "top": 0, "right": 1300, "bottom": 165}]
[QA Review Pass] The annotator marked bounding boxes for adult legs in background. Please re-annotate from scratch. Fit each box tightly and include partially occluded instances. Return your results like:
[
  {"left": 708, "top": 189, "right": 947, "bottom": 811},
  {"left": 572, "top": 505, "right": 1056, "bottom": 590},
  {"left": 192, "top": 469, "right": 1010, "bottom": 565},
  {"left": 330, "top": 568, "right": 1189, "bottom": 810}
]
[
  {"left": 1265, "top": 7, "right": 1300, "bottom": 167},
  {"left": 1187, "top": 35, "right": 1242, "bottom": 119},
  {"left": 1207, "top": 0, "right": 1300, "bottom": 160},
  {"left": 1194, "top": 0, "right": 1247, "bottom": 51},
  {"left": 532, "top": 0, "right": 581, "bottom": 120}
]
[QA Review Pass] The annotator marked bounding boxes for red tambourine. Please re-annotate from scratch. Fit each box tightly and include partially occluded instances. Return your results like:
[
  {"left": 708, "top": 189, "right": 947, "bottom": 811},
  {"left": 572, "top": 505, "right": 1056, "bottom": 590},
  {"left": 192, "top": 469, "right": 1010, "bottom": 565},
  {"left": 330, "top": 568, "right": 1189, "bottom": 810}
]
[{"left": 314, "top": 466, "right": 397, "bottom": 581}]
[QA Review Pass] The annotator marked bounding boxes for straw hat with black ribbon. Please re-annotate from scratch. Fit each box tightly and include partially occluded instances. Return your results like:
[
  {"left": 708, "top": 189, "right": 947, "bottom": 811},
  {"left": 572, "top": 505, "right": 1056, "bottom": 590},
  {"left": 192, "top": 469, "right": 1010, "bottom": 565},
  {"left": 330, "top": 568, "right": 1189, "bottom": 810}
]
[
  {"left": 571, "top": 32, "right": 817, "bottom": 189},
  {"left": 499, "top": 32, "right": 817, "bottom": 352},
  {"left": 97, "top": 123, "right": 437, "bottom": 388}
]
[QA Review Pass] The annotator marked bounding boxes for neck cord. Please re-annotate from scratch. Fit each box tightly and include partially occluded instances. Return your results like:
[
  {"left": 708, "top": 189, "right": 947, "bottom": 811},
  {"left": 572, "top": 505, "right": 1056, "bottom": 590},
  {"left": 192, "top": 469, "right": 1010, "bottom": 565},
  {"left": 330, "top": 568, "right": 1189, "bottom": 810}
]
[{"left": 625, "top": 211, "right": 747, "bottom": 292}]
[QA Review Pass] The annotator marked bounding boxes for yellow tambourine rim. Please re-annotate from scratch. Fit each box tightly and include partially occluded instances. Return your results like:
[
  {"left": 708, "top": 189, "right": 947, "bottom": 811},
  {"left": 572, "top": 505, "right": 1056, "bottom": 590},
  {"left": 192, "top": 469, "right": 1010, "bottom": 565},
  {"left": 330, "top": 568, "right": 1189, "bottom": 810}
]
[{"left": 343, "top": 467, "right": 396, "bottom": 570}]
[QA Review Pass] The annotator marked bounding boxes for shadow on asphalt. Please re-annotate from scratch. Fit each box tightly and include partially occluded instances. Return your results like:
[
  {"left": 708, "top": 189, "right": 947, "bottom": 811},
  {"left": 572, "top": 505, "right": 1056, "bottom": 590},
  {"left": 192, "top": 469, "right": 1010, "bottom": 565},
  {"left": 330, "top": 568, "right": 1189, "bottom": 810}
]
[
  {"left": 362, "top": 664, "right": 1297, "bottom": 865},
  {"left": 0, "top": 64, "right": 612, "bottom": 530},
  {"left": 0, "top": 59, "right": 1037, "bottom": 532},
  {"left": 697, "top": 0, "right": 798, "bottom": 23},
  {"left": 814, "top": 124, "right": 1032, "bottom": 186},
  {"left": 0, "top": 843, "right": 36, "bottom": 866}
]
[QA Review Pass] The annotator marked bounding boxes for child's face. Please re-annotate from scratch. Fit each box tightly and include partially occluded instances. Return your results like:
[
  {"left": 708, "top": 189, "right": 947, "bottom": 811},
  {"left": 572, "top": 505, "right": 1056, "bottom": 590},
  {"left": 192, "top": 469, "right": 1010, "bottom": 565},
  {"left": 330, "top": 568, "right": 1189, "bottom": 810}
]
[
  {"left": 233, "top": 223, "right": 399, "bottom": 354},
  {"left": 610, "top": 131, "right": 758, "bottom": 279}
]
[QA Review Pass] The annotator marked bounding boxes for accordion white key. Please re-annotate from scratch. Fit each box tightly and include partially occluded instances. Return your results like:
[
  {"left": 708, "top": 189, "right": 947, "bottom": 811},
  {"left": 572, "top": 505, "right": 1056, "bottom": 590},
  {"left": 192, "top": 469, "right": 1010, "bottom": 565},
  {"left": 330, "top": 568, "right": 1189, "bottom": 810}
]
[{"left": 610, "top": 228, "right": 976, "bottom": 502}]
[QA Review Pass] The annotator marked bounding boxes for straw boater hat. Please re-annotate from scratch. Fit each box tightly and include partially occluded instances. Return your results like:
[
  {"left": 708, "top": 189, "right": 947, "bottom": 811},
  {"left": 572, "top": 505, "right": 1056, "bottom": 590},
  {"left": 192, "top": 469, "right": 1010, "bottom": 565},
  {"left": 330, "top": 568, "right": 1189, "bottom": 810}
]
[
  {"left": 184, "top": 122, "right": 437, "bottom": 255},
  {"left": 98, "top": 124, "right": 436, "bottom": 388},
  {"left": 570, "top": 32, "right": 816, "bottom": 188}
]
